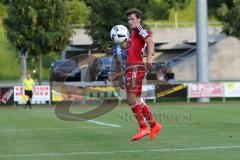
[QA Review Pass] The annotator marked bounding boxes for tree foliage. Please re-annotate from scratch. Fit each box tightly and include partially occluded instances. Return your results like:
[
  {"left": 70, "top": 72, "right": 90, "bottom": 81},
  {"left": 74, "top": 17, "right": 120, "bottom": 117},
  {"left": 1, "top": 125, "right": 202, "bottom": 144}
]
[
  {"left": 3, "top": 0, "right": 73, "bottom": 83},
  {"left": 65, "top": 0, "right": 89, "bottom": 25},
  {"left": 221, "top": 0, "right": 240, "bottom": 39},
  {"left": 0, "top": 0, "right": 11, "bottom": 5},
  {"left": 146, "top": 0, "right": 169, "bottom": 20},
  {"left": 163, "top": 0, "right": 191, "bottom": 11},
  {"left": 83, "top": 0, "right": 151, "bottom": 46},
  {"left": 163, "top": 0, "right": 191, "bottom": 27},
  {"left": 208, "top": 0, "right": 240, "bottom": 39},
  {"left": 208, "top": 0, "right": 234, "bottom": 20}
]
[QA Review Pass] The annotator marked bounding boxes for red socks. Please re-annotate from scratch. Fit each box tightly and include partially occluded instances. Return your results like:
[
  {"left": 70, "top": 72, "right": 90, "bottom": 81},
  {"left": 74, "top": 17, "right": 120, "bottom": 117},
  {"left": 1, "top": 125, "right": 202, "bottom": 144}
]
[
  {"left": 141, "top": 104, "right": 156, "bottom": 128},
  {"left": 131, "top": 102, "right": 157, "bottom": 129},
  {"left": 131, "top": 103, "right": 147, "bottom": 129}
]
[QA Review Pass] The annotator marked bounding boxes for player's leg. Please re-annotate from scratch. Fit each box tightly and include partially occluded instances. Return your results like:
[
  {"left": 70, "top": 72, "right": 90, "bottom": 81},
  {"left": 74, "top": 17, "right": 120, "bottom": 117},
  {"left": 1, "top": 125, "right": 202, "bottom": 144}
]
[
  {"left": 126, "top": 92, "right": 147, "bottom": 129},
  {"left": 28, "top": 91, "right": 32, "bottom": 109},
  {"left": 135, "top": 67, "right": 162, "bottom": 140},
  {"left": 125, "top": 67, "right": 151, "bottom": 141},
  {"left": 28, "top": 98, "right": 32, "bottom": 109},
  {"left": 136, "top": 98, "right": 156, "bottom": 127},
  {"left": 126, "top": 91, "right": 150, "bottom": 141},
  {"left": 25, "top": 90, "right": 30, "bottom": 109},
  {"left": 27, "top": 100, "right": 30, "bottom": 108},
  {"left": 137, "top": 98, "right": 162, "bottom": 139},
  {"left": 134, "top": 69, "right": 156, "bottom": 128},
  {"left": 25, "top": 101, "right": 27, "bottom": 109}
]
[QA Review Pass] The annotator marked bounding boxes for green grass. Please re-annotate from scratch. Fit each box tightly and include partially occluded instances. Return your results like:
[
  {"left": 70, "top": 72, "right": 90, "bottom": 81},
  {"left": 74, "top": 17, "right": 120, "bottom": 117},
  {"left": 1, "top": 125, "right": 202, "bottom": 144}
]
[
  {"left": 146, "top": 0, "right": 220, "bottom": 28},
  {"left": 0, "top": 20, "right": 20, "bottom": 80},
  {"left": 0, "top": 4, "right": 20, "bottom": 80},
  {"left": 0, "top": 102, "right": 240, "bottom": 160},
  {"left": 0, "top": 19, "right": 59, "bottom": 81},
  {"left": 169, "top": 0, "right": 196, "bottom": 23},
  {"left": 0, "top": 3, "right": 6, "bottom": 19}
]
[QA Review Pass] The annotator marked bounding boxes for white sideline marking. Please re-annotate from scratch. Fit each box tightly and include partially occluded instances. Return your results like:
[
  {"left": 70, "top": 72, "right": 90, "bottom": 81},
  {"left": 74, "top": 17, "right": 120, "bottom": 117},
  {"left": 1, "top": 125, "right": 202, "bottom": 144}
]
[
  {"left": 61, "top": 114, "right": 121, "bottom": 128},
  {"left": 87, "top": 120, "right": 121, "bottom": 128},
  {"left": 0, "top": 145, "right": 240, "bottom": 158}
]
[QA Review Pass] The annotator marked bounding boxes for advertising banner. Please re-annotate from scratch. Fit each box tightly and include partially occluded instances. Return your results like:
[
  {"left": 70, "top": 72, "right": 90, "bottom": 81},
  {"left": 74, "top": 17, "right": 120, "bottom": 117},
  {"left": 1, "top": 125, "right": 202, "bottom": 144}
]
[
  {"left": 224, "top": 82, "right": 240, "bottom": 97},
  {"left": 155, "top": 84, "right": 187, "bottom": 98},
  {"left": 14, "top": 85, "right": 50, "bottom": 104},
  {"left": 188, "top": 83, "right": 223, "bottom": 98}
]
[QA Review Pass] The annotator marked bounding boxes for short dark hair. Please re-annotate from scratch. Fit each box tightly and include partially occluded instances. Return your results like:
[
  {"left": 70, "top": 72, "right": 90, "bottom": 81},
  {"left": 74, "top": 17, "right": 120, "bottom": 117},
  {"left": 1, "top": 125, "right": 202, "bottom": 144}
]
[{"left": 125, "top": 8, "right": 142, "bottom": 19}]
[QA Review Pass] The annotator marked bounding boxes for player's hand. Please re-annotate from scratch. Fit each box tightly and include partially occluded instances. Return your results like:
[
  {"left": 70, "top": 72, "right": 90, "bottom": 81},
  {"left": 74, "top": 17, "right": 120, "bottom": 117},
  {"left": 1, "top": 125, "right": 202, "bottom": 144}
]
[
  {"left": 119, "top": 80, "right": 125, "bottom": 89},
  {"left": 108, "top": 74, "right": 118, "bottom": 82},
  {"left": 107, "top": 75, "right": 113, "bottom": 82},
  {"left": 121, "top": 41, "right": 127, "bottom": 49},
  {"left": 146, "top": 59, "right": 153, "bottom": 70}
]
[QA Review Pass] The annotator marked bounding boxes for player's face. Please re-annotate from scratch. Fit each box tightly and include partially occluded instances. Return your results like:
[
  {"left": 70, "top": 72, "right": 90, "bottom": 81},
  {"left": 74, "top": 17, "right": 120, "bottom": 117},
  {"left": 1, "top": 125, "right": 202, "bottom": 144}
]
[{"left": 127, "top": 14, "right": 140, "bottom": 29}]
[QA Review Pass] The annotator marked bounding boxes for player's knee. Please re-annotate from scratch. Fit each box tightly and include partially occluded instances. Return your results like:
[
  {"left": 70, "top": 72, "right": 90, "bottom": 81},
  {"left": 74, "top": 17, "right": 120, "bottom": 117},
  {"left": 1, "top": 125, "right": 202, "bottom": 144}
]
[
  {"left": 126, "top": 97, "right": 135, "bottom": 106},
  {"left": 135, "top": 98, "right": 142, "bottom": 104},
  {"left": 126, "top": 92, "right": 137, "bottom": 106},
  {"left": 126, "top": 99, "right": 134, "bottom": 106}
]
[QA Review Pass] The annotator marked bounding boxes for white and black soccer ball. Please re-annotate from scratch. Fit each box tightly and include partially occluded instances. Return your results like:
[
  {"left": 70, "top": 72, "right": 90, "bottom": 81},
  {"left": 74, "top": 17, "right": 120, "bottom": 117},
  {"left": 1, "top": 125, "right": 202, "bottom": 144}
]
[{"left": 110, "top": 25, "right": 129, "bottom": 44}]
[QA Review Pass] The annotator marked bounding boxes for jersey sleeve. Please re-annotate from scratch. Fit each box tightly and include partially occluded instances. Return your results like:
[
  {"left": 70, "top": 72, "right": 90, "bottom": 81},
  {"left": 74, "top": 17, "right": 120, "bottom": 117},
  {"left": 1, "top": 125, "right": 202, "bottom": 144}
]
[{"left": 136, "top": 26, "right": 151, "bottom": 40}]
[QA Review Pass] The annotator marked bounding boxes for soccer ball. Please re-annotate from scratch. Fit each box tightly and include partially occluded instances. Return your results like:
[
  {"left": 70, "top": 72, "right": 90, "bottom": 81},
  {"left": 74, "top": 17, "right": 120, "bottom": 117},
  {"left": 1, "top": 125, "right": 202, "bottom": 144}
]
[{"left": 110, "top": 25, "right": 129, "bottom": 44}]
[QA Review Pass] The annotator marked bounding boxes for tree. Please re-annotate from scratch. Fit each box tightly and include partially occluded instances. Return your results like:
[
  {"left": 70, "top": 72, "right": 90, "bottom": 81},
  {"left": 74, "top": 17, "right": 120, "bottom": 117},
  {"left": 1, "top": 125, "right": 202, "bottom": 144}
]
[
  {"left": 208, "top": 0, "right": 240, "bottom": 39},
  {"left": 3, "top": 0, "right": 73, "bottom": 84},
  {"left": 208, "top": 0, "right": 234, "bottom": 20},
  {"left": 146, "top": 0, "right": 169, "bottom": 21},
  {"left": 163, "top": 0, "right": 191, "bottom": 28},
  {"left": 84, "top": 0, "right": 150, "bottom": 46},
  {"left": 221, "top": 0, "right": 240, "bottom": 39},
  {"left": 0, "top": 1, "right": 7, "bottom": 19},
  {"left": 0, "top": 0, "right": 12, "bottom": 4},
  {"left": 65, "top": 0, "right": 89, "bottom": 25}
]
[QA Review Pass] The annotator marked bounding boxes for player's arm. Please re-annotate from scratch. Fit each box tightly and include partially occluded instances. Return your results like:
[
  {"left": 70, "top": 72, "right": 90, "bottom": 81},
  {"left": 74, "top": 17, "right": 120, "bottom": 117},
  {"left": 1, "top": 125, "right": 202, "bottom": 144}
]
[
  {"left": 144, "top": 37, "right": 155, "bottom": 69},
  {"left": 108, "top": 58, "right": 123, "bottom": 81},
  {"left": 112, "top": 72, "right": 124, "bottom": 81},
  {"left": 137, "top": 26, "right": 155, "bottom": 69},
  {"left": 108, "top": 61, "right": 124, "bottom": 81}
]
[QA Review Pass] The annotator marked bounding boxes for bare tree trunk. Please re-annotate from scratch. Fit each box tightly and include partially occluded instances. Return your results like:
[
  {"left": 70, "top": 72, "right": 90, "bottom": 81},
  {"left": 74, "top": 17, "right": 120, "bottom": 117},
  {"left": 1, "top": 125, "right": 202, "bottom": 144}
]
[
  {"left": 174, "top": 11, "right": 178, "bottom": 28},
  {"left": 38, "top": 52, "right": 43, "bottom": 85},
  {"left": 19, "top": 50, "right": 27, "bottom": 82}
]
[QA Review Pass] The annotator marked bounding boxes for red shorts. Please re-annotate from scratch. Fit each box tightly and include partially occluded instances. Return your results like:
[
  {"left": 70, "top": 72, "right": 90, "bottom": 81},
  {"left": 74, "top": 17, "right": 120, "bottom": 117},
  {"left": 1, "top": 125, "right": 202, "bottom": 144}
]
[{"left": 125, "top": 66, "right": 146, "bottom": 97}]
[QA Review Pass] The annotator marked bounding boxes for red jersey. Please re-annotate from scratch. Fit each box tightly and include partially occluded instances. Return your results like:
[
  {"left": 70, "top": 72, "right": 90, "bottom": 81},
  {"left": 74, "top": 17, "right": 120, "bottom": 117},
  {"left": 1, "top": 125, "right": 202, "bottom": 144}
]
[{"left": 126, "top": 26, "right": 151, "bottom": 66}]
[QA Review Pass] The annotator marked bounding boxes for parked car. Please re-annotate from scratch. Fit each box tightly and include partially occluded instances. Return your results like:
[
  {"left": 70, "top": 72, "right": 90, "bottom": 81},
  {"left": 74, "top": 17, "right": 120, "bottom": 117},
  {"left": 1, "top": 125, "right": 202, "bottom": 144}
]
[
  {"left": 90, "top": 57, "right": 167, "bottom": 81},
  {"left": 50, "top": 59, "right": 81, "bottom": 82}
]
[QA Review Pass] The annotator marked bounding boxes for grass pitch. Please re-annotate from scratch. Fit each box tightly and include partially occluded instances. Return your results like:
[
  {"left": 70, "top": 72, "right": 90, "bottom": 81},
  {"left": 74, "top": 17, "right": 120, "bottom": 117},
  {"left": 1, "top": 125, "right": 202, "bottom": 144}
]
[{"left": 0, "top": 102, "right": 240, "bottom": 160}]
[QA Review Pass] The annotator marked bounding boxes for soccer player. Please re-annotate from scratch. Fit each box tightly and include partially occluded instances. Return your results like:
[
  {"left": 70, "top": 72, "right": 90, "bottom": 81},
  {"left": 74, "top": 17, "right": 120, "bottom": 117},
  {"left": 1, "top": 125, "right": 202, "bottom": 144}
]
[
  {"left": 109, "top": 9, "right": 162, "bottom": 141},
  {"left": 23, "top": 73, "right": 35, "bottom": 109},
  {"left": 124, "top": 8, "right": 162, "bottom": 141}
]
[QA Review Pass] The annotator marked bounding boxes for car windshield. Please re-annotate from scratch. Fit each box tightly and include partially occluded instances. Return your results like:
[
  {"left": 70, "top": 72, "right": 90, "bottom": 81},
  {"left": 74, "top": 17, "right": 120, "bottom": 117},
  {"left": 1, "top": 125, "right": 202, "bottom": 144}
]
[{"left": 54, "top": 60, "right": 77, "bottom": 68}]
